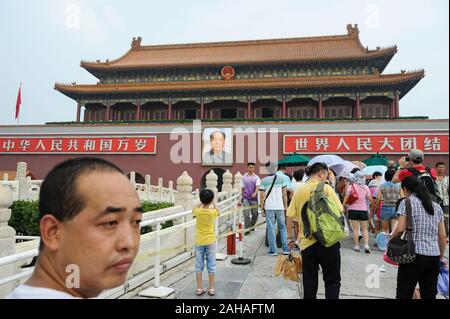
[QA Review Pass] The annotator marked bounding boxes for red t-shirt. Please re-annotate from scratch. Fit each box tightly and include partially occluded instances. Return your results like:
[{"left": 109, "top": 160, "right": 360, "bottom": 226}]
[{"left": 398, "top": 165, "right": 437, "bottom": 182}]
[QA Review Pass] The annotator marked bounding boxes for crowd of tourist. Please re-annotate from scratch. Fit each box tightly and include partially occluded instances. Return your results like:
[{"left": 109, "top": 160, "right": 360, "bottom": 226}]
[{"left": 240, "top": 149, "right": 448, "bottom": 299}]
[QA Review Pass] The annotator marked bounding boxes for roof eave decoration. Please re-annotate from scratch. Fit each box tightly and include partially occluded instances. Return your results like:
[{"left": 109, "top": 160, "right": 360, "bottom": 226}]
[{"left": 55, "top": 70, "right": 424, "bottom": 98}]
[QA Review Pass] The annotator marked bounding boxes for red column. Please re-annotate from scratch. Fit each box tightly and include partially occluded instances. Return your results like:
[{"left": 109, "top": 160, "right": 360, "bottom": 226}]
[
  {"left": 76, "top": 101, "right": 81, "bottom": 122},
  {"left": 168, "top": 98, "right": 172, "bottom": 120},
  {"left": 355, "top": 94, "right": 361, "bottom": 118},
  {"left": 318, "top": 95, "right": 323, "bottom": 118},
  {"left": 136, "top": 100, "right": 141, "bottom": 121},
  {"left": 247, "top": 97, "right": 252, "bottom": 118},
  {"left": 200, "top": 97, "right": 204, "bottom": 119},
  {"left": 389, "top": 99, "right": 395, "bottom": 117},
  {"left": 105, "top": 103, "right": 110, "bottom": 122},
  {"left": 282, "top": 95, "right": 287, "bottom": 118},
  {"left": 395, "top": 93, "right": 400, "bottom": 117}
]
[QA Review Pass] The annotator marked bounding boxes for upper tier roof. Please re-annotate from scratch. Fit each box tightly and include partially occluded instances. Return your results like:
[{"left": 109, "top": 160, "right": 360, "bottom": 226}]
[
  {"left": 55, "top": 70, "right": 424, "bottom": 100},
  {"left": 80, "top": 24, "right": 397, "bottom": 72}
]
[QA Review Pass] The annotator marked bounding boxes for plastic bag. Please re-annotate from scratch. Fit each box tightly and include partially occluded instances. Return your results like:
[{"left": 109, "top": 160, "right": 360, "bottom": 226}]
[
  {"left": 274, "top": 255, "right": 285, "bottom": 276},
  {"left": 343, "top": 215, "right": 350, "bottom": 237},
  {"left": 274, "top": 253, "right": 302, "bottom": 282},
  {"left": 437, "top": 263, "right": 449, "bottom": 299},
  {"left": 376, "top": 232, "right": 389, "bottom": 251}
]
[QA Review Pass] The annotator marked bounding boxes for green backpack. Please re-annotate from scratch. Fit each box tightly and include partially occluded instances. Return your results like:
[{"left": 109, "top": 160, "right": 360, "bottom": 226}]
[{"left": 301, "top": 182, "right": 346, "bottom": 247}]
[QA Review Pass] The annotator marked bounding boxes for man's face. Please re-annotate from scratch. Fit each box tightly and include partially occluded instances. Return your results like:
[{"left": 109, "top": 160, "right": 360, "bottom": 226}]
[
  {"left": 56, "top": 171, "right": 142, "bottom": 298},
  {"left": 210, "top": 132, "right": 225, "bottom": 154},
  {"left": 247, "top": 165, "right": 255, "bottom": 174},
  {"left": 437, "top": 164, "right": 446, "bottom": 175}
]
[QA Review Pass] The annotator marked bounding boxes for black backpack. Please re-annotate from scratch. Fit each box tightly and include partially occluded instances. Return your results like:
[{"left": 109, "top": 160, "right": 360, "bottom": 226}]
[{"left": 406, "top": 167, "right": 442, "bottom": 204}]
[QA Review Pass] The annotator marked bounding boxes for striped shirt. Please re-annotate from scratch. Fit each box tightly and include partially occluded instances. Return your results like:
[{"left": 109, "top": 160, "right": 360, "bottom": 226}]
[
  {"left": 260, "top": 172, "right": 289, "bottom": 210},
  {"left": 379, "top": 181, "right": 402, "bottom": 206},
  {"left": 397, "top": 195, "right": 443, "bottom": 256}
]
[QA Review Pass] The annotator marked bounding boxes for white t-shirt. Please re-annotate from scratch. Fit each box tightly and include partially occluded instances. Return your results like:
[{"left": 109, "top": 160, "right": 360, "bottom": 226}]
[
  {"left": 260, "top": 172, "right": 288, "bottom": 210},
  {"left": 6, "top": 284, "right": 77, "bottom": 299},
  {"left": 291, "top": 180, "right": 305, "bottom": 193}
]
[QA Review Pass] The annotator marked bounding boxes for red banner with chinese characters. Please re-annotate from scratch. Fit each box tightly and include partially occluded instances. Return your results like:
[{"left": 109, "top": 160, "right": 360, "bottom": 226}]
[
  {"left": 283, "top": 134, "right": 449, "bottom": 154},
  {"left": 0, "top": 136, "right": 157, "bottom": 154}
]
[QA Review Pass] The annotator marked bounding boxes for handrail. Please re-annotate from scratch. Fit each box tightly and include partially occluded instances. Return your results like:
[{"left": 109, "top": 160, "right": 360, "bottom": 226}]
[
  {"left": 0, "top": 268, "right": 34, "bottom": 287},
  {"left": 141, "top": 192, "right": 239, "bottom": 290},
  {"left": 216, "top": 192, "right": 239, "bottom": 207},
  {"left": 15, "top": 236, "right": 40, "bottom": 241},
  {"left": 0, "top": 249, "right": 39, "bottom": 267},
  {"left": 140, "top": 192, "right": 240, "bottom": 228}
]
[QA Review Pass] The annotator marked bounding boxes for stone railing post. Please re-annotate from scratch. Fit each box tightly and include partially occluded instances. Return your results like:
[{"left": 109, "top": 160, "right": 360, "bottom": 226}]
[
  {"left": 233, "top": 171, "right": 243, "bottom": 192},
  {"left": 222, "top": 169, "right": 233, "bottom": 197},
  {"left": 0, "top": 184, "right": 16, "bottom": 298},
  {"left": 158, "top": 178, "right": 163, "bottom": 202},
  {"left": 206, "top": 170, "right": 218, "bottom": 203},
  {"left": 10, "top": 182, "right": 18, "bottom": 202},
  {"left": 168, "top": 181, "right": 174, "bottom": 203},
  {"left": 175, "top": 172, "right": 193, "bottom": 212},
  {"left": 2, "top": 173, "right": 8, "bottom": 182},
  {"left": 129, "top": 171, "right": 136, "bottom": 187},
  {"left": 174, "top": 172, "right": 194, "bottom": 250},
  {"left": 26, "top": 176, "right": 32, "bottom": 193},
  {"left": 16, "top": 162, "right": 28, "bottom": 200},
  {"left": 145, "top": 175, "right": 151, "bottom": 201}
]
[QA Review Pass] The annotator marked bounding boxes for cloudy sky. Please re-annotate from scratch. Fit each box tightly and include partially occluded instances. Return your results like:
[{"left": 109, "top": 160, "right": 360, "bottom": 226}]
[{"left": 0, "top": 0, "right": 448, "bottom": 125}]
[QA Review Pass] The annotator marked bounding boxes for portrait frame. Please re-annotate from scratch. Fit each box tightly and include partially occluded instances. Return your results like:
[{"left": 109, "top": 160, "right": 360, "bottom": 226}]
[{"left": 201, "top": 127, "right": 234, "bottom": 167}]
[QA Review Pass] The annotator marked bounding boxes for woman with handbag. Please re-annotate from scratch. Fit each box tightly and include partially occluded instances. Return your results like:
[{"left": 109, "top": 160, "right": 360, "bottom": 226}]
[
  {"left": 391, "top": 175, "right": 447, "bottom": 299},
  {"left": 343, "top": 170, "right": 375, "bottom": 253}
]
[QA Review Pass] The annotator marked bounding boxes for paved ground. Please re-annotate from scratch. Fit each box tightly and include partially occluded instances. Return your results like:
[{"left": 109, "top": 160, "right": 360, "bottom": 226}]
[{"left": 133, "top": 219, "right": 448, "bottom": 299}]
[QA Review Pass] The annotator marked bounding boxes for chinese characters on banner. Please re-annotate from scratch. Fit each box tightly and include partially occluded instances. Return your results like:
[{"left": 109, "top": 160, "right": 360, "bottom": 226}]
[
  {"left": 283, "top": 135, "right": 449, "bottom": 154},
  {"left": 0, "top": 136, "right": 157, "bottom": 154}
]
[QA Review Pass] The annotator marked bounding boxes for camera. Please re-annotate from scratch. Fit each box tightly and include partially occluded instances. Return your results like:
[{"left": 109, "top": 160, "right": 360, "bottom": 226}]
[{"left": 405, "top": 156, "right": 410, "bottom": 162}]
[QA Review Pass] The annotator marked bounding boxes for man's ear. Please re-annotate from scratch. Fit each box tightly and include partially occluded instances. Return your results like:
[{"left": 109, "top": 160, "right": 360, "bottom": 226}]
[{"left": 40, "top": 215, "right": 62, "bottom": 252}]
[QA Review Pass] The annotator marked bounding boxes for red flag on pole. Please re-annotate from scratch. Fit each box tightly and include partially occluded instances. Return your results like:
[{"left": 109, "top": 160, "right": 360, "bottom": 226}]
[{"left": 15, "top": 83, "right": 22, "bottom": 120}]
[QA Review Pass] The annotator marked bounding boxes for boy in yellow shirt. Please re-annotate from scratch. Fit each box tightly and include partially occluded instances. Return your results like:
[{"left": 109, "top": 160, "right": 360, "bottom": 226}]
[{"left": 192, "top": 189, "right": 219, "bottom": 296}]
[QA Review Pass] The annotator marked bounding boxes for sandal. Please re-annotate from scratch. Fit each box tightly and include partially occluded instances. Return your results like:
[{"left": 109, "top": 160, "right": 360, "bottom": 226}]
[
  {"left": 196, "top": 288, "right": 206, "bottom": 296},
  {"left": 208, "top": 288, "right": 216, "bottom": 296}
]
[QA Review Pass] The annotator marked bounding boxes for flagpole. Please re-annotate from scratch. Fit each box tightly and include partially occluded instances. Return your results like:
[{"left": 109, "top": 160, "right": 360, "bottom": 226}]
[{"left": 16, "top": 82, "right": 22, "bottom": 126}]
